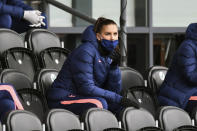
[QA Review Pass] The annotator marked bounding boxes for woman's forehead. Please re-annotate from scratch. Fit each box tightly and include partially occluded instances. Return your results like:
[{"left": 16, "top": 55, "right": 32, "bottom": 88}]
[{"left": 101, "top": 24, "right": 118, "bottom": 33}]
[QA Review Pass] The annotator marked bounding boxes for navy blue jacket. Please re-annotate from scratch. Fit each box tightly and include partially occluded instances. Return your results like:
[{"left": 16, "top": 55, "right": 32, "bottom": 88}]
[
  {"left": 158, "top": 23, "right": 197, "bottom": 109},
  {"left": 47, "top": 25, "right": 122, "bottom": 104},
  {"left": 0, "top": 0, "right": 32, "bottom": 19}
]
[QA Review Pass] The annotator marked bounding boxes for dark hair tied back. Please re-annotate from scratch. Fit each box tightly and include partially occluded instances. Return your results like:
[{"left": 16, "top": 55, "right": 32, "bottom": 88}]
[{"left": 94, "top": 17, "right": 117, "bottom": 33}]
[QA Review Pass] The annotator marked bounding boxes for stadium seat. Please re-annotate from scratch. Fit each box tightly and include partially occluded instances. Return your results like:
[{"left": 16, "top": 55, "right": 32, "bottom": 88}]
[
  {"left": 0, "top": 122, "right": 2, "bottom": 131},
  {"left": 191, "top": 107, "right": 197, "bottom": 126},
  {"left": 0, "top": 69, "right": 33, "bottom": 91},
  {"left": 25, "top": 28, "right": 62, "bottom": 55},
  {"left": 147, "top": 66, "right": 168, "bottom": 93},
  {"left": 158, "top": 106, "right": 194, "bottom": 131},
  {"left": 0, "top": 29, "right": 25, "bottom": 55},
  {"left": 17, "top": 88, "right": 48, "bottom": 122},
  {"left": 35, "top": 69, "right": 58, "bottom": 95},
  {"left": 46, "top": 109, "right": 83, "bottom": 131},
  {"left": 2, "top": 47, "right": 39, "bottom": 81},
  {"left": 82, "top": 108, "right": 123, "bottom": 131},
  {"left": 120, "top": 107, "right": 162, "bottom": 131},
  {"left": 3, "top": 110, "right": 42, "bottom": 131},
  {"left": 119, "top": 66, "right": 144, "bottom": 94},
  {"left": 39, "top": 47, "right": 70, "bottom": 70},
  {"left": 124, "top": 86, "right": 159, "bottom": 117}
]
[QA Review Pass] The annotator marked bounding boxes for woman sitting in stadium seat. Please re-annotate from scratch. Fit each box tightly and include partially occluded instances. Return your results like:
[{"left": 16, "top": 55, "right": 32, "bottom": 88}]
[
  {"left": 47, "top": 17, "right": 139, "bottom": 116},
  {"left": 158, "top": 23, "right": 197, "bottom": 114}
]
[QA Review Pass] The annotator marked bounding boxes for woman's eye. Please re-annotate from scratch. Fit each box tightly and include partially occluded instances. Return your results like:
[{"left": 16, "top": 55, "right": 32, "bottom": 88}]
[{"left": 105, "top": 33, "right": 110, "bottom": 35}]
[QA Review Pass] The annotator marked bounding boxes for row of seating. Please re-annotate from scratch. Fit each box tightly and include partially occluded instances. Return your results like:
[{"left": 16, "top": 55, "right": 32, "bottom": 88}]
[
  {"left": 0, "top": 65, "right": 167, "bottom": 122},
  {"left": 0, "top": 28, "right": 70, "bottom": 82},
  {"left": 0, "top": 28, "right": 65, "bottom": 55},
  {"left": 120, "top": 66, "right": 168, "bottom": 117},
  {"left": 1, "top": 106, "right": 197, "bottom": 131},
  {"left": 0, "top": 28, "right": 168, "bottom": 95}
]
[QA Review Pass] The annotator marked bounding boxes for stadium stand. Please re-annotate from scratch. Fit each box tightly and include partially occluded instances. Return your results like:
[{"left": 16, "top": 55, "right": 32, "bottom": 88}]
[
  {"left": 147, "top": 66, "right": 168, "bottom": 94},
  {"left": 3, "top": 110, "right": 42, "bottom": 131},
  {"left": 82, "top": 108, "right": 124, "bottom": 131},
  {"left": 46, "top": 109, "right": 84, "bottom": 131},
  {"left": 120, "top": 107, "right": 163, "bottom": 131},
  {"left": 0, "top": 28, "right": 192, "bottom": 131},
  {"left": 158, "top": 106, "right": 197, "bottom": 131}
]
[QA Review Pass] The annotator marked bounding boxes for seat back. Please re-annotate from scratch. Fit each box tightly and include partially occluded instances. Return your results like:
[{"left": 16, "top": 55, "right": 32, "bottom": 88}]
[
  {"left": 46, "top": 109, "right": 82, "bottom": 131},
  {"left": 103, "top": 128, "right": 125, "bottom": 131},
  {"left": 18, "top": 88, "right": 48, "bottom": 122},
  {"left": 82, "top": 108, "right": 119, "bottom": 131},
  {"left": 39, "top": 47, "right": 70, "bottom": 70},
  {"left": 0, "top": 122, "right": 2, "bottom": 131},
  {"left": 125, "top": 86, "right": 159, "bottom": 117},
  {"left": 0, "top": 29, "right": 25, "bottom": 55},
  {"left": 147, "top": 66, "right": 168, "bottom": 93},
  {"left": 4, "top": 110, "right": 42, "bottom": 131},
  {"left": 120, "top": 66, "right": 144, "bottom": 93},
  {"left": 120, "top": 107, "right": 157, "bottom": 131},
  {"left": 173, "top": 125, "right": 197, "bottom": 131},
  {"left": 192, "top": 107, "right": 197, "bottom": 126},
  {"left": 2, "top": 47, "right": 39, "bottom": 81},
  {"left": 0, "top": 69, "right": 33, "bottom": 91},
  {"left": 158, "top": 106, "right": 192, "bottom": 131},
  {"left": 25, "top": 29, "right": 61, "bottom": 55},
  {"left": 36, "top": 69, "right": 58, "bottom": 95}
]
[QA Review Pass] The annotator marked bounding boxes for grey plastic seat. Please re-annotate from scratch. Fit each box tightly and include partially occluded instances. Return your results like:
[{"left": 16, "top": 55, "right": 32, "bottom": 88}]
[
  {"left": 0, "top": 69, "right": 33, "bottom": 91},
  {"left": 82, "top": 108, "right": 122, "bottom": 131},
  {"left": 39, "top": 47, "right": 70, "bottom": 70},
  {"left": 119, "top": 66, "right": 144, "bottom": 94},
  {"left": 147, "top": 66, "right": 168, "bottom": 93},
  {"left": 18, "top": 88, "right": 48, "bottom": 122},
  {"left": 25, "top": 28, "right": 61, "bottom": 55},
  {"left": 0, "top": 122, "right": 2, "bottom": 131},
  {"left": 36, "top": 69, "right": 58, "bottom": 95},
  {"left": 46, "top": 109, "right": 83, "bottom": 131},
  {"left": 0, "top": 29, "right": 25, "bottom": 55},
  {"left": 2, "top": 47, "right": 39, "bottom": 82},
  {"left": 158, "top": 106, "right": 193, "bottom": 131},
  {"left": 4, "top": 110, "right": 42, "bottom": 131},
  {"left": 125, "top": 86, "right": 159, "bottom": 117},
  {"left": 120, "top": 107, "right": 162, "bottom": 131}
]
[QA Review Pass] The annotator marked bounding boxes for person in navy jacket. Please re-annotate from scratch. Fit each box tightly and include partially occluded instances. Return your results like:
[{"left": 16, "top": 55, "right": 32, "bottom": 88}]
[
  {"left": 158, "top": 23, "right": 197, "bottom": 113},
  {"left": 0, "top": 0, "right": 47, "bottom": 33},
  {"left": 47, "top": 17, "right": 139, "bottom": 116}
]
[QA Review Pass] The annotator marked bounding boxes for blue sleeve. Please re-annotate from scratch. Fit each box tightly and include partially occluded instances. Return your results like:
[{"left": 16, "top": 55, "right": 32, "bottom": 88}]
[
  {"left": 8, "top": 0, "right": 33, "bottom": 10},
  {"left": 104, "top": 65, "right": 122, "bottom": 94},
  {"left": 0, "top": 0, "right": 33, "bottom": 19},
  {"left": 71, "top": 46, "right": 122, "bottom": 103},
  {"left": 177, "top": 41, "right": 197, "bottom": 85}
]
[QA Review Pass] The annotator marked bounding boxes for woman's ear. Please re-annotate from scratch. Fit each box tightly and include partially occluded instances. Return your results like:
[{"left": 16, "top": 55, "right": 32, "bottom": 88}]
[{"left": 96, "top": 33, "right": 101, "bottom": 41}]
